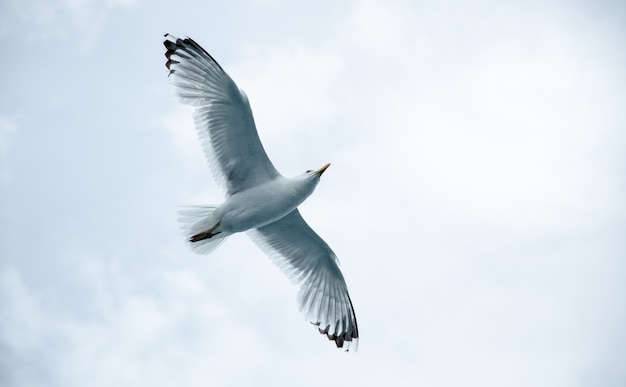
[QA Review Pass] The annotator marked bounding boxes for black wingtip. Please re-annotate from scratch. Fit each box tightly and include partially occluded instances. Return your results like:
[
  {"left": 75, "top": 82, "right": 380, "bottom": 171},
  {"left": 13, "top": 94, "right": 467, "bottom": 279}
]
[
  {"left": 163, "top": 36, "right": 177, "bottom": 70},
  {"left": 316, "top": 292, "right": 359, "bottom": 350},
  {"left": 162, "top": 33, "right": 226, "bottom": 74},
  {"left": 318, "top": 326, "right": 358, "bottom": 350}
]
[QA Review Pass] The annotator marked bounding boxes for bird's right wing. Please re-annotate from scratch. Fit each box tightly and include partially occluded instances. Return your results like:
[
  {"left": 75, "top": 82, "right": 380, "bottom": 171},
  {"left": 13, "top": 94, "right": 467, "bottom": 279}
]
[
  {"left": 164, "top": 34, "right": 280, "bottom": 194},
  {"left": 248, "top": 210, "right": 359, "bottom": 351}
]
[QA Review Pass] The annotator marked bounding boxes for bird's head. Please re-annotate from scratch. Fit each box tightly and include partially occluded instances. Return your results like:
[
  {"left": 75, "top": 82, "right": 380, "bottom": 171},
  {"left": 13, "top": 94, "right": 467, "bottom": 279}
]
[
  {"left": 304, "top": 163, "right": 330, "bottom": 179},
  {"left": 294, "top": 163, "right": 330, "bottom": 194}
]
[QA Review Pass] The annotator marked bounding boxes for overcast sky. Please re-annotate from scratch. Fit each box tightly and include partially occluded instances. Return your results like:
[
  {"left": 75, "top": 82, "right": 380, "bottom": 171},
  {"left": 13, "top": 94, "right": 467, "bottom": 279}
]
[{"left": 1, "top": 0, "right": 625, "bottom": 386}]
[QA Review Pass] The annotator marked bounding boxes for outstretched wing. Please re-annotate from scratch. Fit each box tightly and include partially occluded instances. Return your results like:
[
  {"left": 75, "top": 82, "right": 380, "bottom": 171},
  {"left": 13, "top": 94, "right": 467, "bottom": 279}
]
[
  {"left": 248, "top": 210, "right": 359, "bottom": 351},
  {"left": 164, "top": 34, "right": 280, "bottom": 195}
]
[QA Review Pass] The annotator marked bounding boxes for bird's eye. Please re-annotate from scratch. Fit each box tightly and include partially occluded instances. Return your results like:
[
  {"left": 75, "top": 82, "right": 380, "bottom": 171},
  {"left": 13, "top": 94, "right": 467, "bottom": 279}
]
[{"left": 305, "top": 169, "right": 313, "bottom": 173}]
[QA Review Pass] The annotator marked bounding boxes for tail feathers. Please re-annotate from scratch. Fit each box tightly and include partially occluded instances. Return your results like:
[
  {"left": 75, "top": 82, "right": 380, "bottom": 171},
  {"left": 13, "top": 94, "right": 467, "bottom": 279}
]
[{"left": 178, "top": 205, "right": 229, "bottom": 255}]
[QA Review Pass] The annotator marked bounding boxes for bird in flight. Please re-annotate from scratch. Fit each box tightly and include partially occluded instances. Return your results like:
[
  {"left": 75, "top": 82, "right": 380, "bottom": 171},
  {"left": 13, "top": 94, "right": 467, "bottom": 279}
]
[{"left": 164, "top": 34, "right": 358, "bottom": 351}]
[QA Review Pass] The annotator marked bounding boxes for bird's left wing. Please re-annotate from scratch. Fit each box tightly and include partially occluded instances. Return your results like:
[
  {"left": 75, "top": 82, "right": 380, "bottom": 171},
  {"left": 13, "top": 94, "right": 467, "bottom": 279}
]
[
  {"left": 248, "top": 210, "right": 359, "bottom": 351},
  {"left": 164, "top": 34, "right": 280, "bottom": 194}
]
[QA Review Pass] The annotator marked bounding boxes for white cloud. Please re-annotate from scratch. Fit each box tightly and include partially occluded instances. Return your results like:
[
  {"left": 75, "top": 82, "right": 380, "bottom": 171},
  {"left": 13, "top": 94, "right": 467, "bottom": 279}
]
[
  {"left": 233, "top": 46, "right": 345, "bottom": 137},
  {"left": 331, "top": 0, "right": 624, "bottom": 237},
  {"left": 344, "top": 0, "right": 413, "bottom": 57},
  {"left": 0, "top": 117, "right": 17, "bottom": 185},
  {"left": 0, "top": 267, "right": 43, "bottom": 353},
  {"left": 0, "top": 117, "right": 16, "bottom": 158},
  {"left": 0, "top": 0, "right": 136, "bottom": 42},
  {"left": 0, "top": 241, "right": 287, "bottom": 387},
  {"left": 158, "top": 105, "right": 203, "bottom": 167}
]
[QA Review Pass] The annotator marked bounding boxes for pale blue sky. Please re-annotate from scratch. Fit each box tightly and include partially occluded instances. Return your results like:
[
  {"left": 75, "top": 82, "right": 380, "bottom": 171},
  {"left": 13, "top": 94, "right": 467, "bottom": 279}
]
[{"left": 1, "top": 0, "right": 625, "bottom": 386}]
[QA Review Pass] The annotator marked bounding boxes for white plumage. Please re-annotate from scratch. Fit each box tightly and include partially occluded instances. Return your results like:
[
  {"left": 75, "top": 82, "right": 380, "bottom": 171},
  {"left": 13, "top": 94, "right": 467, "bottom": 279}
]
[{"left": 164, "top": 34, "right": 358, "bottom": 350}]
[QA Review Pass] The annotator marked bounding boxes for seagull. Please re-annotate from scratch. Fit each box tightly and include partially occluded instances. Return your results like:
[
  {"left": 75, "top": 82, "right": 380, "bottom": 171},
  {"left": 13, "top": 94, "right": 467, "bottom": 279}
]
[{"left": 164, "top": 34, "right": 358, "bottom": 351}]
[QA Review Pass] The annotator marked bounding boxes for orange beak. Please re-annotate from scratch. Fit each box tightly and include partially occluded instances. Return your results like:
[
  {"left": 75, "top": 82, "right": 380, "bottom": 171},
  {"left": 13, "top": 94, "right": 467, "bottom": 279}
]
[{"left": 314, "top": 163, "right": 331, "bottom": 176}]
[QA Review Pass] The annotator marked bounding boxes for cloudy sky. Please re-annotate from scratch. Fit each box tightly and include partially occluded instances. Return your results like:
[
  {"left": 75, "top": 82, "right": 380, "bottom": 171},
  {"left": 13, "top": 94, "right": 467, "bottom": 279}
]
[{"left": 1, "top": 0, "right": 625, "bottom": 386}]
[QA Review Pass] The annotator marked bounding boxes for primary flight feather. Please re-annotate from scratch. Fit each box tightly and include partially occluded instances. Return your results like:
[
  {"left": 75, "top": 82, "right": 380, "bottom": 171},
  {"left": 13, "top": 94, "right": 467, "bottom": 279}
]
[{"left": 164, "top": 34, "right": 358, "bottom": 351}]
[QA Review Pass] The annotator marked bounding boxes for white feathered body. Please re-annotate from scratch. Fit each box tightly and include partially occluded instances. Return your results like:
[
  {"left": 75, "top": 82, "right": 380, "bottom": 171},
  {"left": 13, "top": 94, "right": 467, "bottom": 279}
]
[{"left": 216, "top": 175, "right": 319, "bottom": 233}]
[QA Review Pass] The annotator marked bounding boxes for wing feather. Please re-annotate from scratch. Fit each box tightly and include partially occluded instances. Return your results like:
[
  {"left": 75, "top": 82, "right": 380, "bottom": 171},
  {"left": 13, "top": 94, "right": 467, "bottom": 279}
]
[
  {"left": 248, "top": 210, "right": 359, "bottom": 351},
  {"left": 164, "top": 34, "right": 280, "bottom": 194}
]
